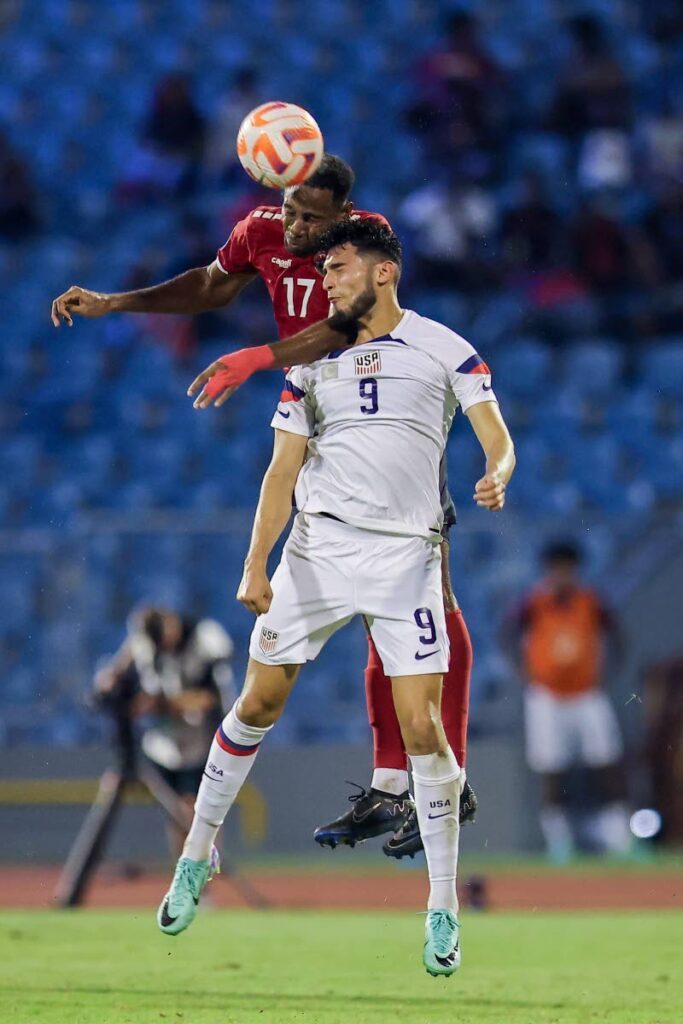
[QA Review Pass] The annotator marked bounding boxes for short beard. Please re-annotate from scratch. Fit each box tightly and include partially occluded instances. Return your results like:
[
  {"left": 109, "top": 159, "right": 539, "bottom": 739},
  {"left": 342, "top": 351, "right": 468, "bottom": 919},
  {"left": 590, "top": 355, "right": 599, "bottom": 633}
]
[{"left": 343, "top": 285, "right": 376, "bottom": 322}]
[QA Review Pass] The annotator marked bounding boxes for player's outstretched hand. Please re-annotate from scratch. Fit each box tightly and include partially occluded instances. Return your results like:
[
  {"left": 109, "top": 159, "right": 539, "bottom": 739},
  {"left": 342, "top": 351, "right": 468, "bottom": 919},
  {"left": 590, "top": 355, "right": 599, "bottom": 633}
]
[
  {"left": 473, "top": 473, "right": 506, "bottom": 511},
  {"left": 51, "top": 286, "right": 111, "bottom": 327},
  {"left": 188, "top": 346, "right": 276, "bottom": 409},
  {"left": 187, "top": 359, "right": 236, "bottom": 409},
  {"left": 237, "top": 564, "right": 273, "bottom": 615}
]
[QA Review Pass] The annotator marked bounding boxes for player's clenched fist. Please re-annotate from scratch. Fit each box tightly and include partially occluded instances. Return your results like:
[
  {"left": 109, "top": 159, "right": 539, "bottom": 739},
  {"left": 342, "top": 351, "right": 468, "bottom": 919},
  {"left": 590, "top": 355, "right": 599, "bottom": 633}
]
[
  {"left": 51, "top": 286, "right": 111, "bottom": 327},
  {"left": 237, "top": 563, "right": 273, "bottom": 615},
  {"left": 473, "top": 473, "right": 506, "bottom": 511}
]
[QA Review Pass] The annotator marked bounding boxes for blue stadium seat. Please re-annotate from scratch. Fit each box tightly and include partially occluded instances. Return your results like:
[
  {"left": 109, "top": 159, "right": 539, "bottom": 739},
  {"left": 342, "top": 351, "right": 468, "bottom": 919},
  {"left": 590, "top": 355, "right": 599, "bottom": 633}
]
[
  {"left": 637, "top": 338, "right": 683, "bottom": 398},
  {"left": 563, "top": 338, "right": 624, "bottom": 398},
  {"left": 491, "top": 338, "right": 554, "bottom": 400}
]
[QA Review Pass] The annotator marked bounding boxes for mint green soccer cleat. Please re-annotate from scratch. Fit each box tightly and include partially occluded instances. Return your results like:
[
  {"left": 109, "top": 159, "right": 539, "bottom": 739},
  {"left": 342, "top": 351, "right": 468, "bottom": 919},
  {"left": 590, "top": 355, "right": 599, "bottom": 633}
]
[
  {"left": 157, "top": 846, "right": 220, "bottom": 936},
  {"left": 423, "top": 909, "right": 461, "bottom": 977}
]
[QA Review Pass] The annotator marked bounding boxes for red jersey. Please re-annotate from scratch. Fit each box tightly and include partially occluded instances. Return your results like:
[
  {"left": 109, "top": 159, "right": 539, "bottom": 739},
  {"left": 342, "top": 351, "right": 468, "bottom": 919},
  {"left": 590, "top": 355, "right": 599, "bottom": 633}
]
[{"left": 216, "top": 206, "right": 390, "bottom": 339}]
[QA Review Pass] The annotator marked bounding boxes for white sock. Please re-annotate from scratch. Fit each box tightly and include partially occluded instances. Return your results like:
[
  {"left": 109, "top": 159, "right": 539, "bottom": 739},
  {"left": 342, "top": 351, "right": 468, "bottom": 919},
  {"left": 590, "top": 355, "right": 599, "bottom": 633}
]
[
  {"left": 594, "top": 802, "right": 632, "bottom": 854},
  {"left": 410, "top": 747, "right": 461, "bottom": 913},
  {"left": 372, "top": 768, "right": 410, "bottom": 795},
  {"left": 183, "top": 706, "right": 272, "bottom": 861},
  {"left": 539, "top": 805, "right": 574, "bottom": 862}
]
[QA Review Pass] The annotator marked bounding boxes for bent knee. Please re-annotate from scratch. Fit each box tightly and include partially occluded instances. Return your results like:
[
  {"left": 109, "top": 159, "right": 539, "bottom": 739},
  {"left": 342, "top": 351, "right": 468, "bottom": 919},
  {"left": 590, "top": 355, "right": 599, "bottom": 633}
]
[
  {"left": 236, "top": 692, "right": 284, "bottom": 728},
  {"left": 401, "top": 714, "right": 442, "bottom": 755}
]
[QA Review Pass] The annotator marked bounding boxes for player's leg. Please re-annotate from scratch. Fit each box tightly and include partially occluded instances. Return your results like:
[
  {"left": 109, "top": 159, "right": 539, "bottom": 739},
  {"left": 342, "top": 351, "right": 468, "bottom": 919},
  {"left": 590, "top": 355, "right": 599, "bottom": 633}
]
[
  {"left": 438, "top": 467, "right": 477, "bottom": 811},
  {"left": 525, "top": 685, "right": 576, "bottom": 862},
  {"left": 391, "top": 672, "right": 462, "bottom": 977},
  {"left": 159, "top": 511, "right": 355, "bottom": 933},
  {"left": 538, "top": 770, "right": 574, "bottom": 862},
  {"left": 439, "top": 537, "right": 473, "bottom": 774},
  {"left": 577, "top": 691, "right": 630, "bottom": 853},
  {"left": 158, "top": 659, "right": 300, "bottom": 934},
  {"left": 315, "top": 538, "right": 474, "bottom": 852},
  {"left": 366, "top": 629, "right": 410, "bottom": 793},
  {"left": 366, "top": 533, "right": 461, "bottom": 975},
  {"left": 383, "top": 538, "right": 476, "bottom": 859}
]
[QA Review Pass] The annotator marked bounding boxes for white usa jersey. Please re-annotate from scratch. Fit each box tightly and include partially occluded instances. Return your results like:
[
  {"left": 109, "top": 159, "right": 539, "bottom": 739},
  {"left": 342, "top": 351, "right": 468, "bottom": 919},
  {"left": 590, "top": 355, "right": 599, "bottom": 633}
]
[{"left": 270, "top": 308, "right": 498, "bottom": 540}]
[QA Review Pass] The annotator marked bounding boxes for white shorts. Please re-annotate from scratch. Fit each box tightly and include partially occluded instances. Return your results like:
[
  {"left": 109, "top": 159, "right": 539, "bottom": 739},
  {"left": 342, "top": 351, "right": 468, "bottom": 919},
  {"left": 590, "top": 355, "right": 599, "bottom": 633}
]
[
  {"left": 524, "top": 685, "right": 624, "bottom": 774},
  {"left": 249, "top": 512, "right": 449, "bottom": 677}
]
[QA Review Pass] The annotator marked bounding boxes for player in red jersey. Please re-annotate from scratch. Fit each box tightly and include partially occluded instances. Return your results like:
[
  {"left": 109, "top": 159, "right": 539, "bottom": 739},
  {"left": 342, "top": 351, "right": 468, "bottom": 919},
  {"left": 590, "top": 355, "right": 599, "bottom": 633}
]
[{"left": 51, "top": 154, "right": 476, "bottom": 856}]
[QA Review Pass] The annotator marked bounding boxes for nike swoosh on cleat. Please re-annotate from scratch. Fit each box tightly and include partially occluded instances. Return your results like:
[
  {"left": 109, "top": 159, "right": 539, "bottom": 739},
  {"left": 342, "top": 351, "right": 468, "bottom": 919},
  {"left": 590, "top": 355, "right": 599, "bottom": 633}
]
[
  {"left": 352, "top": 801, "right": 382, "bottom": 823},
  {"left": 415, "top": 649, "right": 439, "bottom": 661},
  {"left": 160, "top": 903, "right": 178, "bottom": 927}
]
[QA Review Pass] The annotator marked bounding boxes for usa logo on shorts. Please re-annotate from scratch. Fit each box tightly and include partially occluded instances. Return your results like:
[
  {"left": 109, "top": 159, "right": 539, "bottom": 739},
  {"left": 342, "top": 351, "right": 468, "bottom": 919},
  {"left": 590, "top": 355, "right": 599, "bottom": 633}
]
[
  {"left": 354, "top": 350, "right": 381, "bottom": 375},
  {"left": 259, "top": 627, "right": 279, "bottom": 655}
]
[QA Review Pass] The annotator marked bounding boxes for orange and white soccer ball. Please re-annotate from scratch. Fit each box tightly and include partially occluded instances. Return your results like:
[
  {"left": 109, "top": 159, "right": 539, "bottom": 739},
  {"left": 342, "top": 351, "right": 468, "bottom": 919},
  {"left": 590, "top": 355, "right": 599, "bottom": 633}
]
[{"left": 236, "top": 101, "right": 324, "bottom": 189}]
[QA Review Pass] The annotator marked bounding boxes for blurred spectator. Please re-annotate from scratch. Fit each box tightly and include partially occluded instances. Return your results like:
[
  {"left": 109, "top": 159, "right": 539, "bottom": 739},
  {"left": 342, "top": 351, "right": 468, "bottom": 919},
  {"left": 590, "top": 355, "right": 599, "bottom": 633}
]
[
  {"left": 551, "top": 16, "right": 633, "bottom": 137},
  {"left": 145, "top": 72, "right": 206, "bottom": 164},
  {"left": 118, "top": 73, "right": 206, "bottom": 202},
  {"left": 641, "top": 179, "right": 683, "bottom": 288},
  {"left": 503, "top": 542, "right": 631, "bottom": 862},
  {"left": 641, "top": 112, "right": 683, "bottom": 183},
  {"left": 571, "top": 194, "right": 646, "bottom": 303},
  {"left": 204, "top": 68, "right": 262, "bottom": 185},
  {"left": 94, "top": 607, "right": 234, "bottom": 857},
  {"left": 408, "top": 10, "right": 503, "bottom": 154},
  {"left": 577, "top": 129, "right": 633, "bottom": 191},
  {"left": 500, "top": 173, "right": 565, "bottom": 274},
  {"left": 0, "top": 132, "right": 39, "bottom": 241},
  {"left": 399, "top": 174, "right": 497, "bottom": 290}
]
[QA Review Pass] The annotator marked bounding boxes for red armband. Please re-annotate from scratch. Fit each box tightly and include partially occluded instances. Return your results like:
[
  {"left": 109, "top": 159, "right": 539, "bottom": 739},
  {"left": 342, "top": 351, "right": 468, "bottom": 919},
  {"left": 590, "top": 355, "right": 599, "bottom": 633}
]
[{"left": 204, "top": 345, "right": 276, "bottom": 398}]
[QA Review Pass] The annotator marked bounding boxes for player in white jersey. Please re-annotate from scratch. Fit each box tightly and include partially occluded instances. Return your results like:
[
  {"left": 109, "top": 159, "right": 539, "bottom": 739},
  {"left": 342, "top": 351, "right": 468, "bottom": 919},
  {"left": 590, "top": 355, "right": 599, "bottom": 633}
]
[{"left": 157, "top": 220, "right": 515, "bottom": 977}]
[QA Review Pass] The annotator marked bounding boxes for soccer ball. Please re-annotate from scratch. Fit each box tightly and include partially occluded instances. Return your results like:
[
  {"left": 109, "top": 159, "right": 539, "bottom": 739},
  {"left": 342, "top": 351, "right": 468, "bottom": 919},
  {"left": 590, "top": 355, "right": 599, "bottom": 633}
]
[{"left": 236, "top": 101, "right": 324, "bottom": 189}]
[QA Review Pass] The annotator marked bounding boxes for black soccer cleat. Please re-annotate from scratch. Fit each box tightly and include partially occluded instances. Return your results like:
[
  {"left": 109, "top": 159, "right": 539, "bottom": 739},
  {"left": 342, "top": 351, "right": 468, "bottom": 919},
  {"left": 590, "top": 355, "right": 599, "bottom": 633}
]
[
  {"left": 314, "top": 783, "right": 414, "bottom": 849},
  {"left": 459, "top": 779, "right": 478, "bottom": 826},
  {"left": 383, "top": 780, "right": 478, "bottom": 860}
]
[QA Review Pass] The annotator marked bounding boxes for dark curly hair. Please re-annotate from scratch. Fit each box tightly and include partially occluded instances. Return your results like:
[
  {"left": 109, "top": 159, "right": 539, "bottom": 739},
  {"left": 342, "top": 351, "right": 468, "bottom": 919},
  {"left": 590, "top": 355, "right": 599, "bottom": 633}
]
[
  {"left": 303, "top": 153, "right": 355, "bottom": 204},
  {"left": 542, "top": 540, "right": 582, "bottom": 566},
  {"left": 317, "top": 218, "right": 403, "bottom": 269}
]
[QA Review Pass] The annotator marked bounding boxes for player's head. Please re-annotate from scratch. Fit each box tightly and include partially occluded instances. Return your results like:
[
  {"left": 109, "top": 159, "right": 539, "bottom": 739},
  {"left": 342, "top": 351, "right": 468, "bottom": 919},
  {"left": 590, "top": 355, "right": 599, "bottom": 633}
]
[
  {"left": 281, "top": 154, "right": 355, "bottom": 256},
  {"left": 318, "top": 219, "right": 402, "bottom": 320},
  {"left": 542, "top": 540, "right": 582, "bottom": 587},
  {"left": 136, "top": 607, "right": 183, "bottom": 651}
]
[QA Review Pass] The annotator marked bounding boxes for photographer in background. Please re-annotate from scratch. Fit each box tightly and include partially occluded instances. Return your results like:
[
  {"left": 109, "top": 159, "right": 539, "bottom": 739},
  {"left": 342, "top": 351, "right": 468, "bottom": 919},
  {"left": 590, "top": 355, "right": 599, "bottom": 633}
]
[
  {"left": 503, "top": 542, "right": 631, "bottom": 862},
  {"left": 94, "top": 607, "right": 235, "bottom": 857}
]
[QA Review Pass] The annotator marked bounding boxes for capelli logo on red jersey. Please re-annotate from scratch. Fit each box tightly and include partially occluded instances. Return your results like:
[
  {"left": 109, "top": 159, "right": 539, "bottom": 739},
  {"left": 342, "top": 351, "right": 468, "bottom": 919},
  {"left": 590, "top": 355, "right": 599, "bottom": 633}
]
[
  {"left": 354, "top": 351, "right": 381, "bottom": 375},
  {"left": 272, "top": 256, "right": 293, "bottom": 269}
]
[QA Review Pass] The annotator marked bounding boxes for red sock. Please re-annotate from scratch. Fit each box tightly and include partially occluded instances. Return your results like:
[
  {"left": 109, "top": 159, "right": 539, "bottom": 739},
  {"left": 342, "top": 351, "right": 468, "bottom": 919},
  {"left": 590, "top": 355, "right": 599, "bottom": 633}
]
[
  {"left": 365, "top": 634, "right": 408, "bottom": 771},
  {"left": 440, "top": 608, "right": 473, "bottom": 769}
]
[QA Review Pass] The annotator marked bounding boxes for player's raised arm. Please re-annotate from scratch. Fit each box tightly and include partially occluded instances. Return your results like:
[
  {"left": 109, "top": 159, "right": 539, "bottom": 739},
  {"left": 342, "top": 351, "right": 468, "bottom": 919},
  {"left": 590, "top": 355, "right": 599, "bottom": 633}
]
[
  {"left": 51, "top": 262, "right": 256, "bottom": 327},
  {"left": 188, "top": 312, "right": 358, "bottom": 409},
  {"left": 237, "top": 429, "right": 309, "bottom": 615},
  {"left": 466, "top": 401, "right": 516, "bottom": 511}
]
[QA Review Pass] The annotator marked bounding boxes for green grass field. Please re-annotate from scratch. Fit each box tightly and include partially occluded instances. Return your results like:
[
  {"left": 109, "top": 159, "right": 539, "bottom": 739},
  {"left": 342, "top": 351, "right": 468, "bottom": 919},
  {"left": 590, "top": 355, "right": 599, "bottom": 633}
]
[{"left": 1, "top": 909, "right": 680, "bottom": 1024}]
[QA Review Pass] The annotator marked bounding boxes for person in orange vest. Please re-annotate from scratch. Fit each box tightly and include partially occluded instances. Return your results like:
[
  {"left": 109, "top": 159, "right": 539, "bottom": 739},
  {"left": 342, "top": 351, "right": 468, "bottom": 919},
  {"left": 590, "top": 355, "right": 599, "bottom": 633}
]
[{"left": 506, "top": 541, "right": 630, "bottom": 861}]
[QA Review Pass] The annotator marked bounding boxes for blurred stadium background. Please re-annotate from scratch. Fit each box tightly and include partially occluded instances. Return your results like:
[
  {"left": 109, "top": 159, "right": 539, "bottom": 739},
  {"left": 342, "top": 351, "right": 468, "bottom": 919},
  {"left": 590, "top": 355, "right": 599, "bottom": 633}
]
[{"left": 1, "top": 0, "right": 682, "bottom": 902}]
